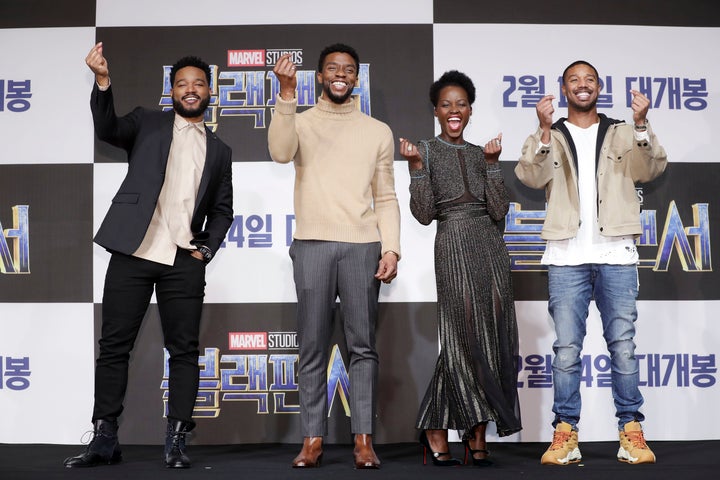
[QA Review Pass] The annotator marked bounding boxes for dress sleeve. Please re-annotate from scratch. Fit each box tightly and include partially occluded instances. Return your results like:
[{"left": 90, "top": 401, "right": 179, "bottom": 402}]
[
  {"left": 408, "top": 140, "right": 437, "bottom": 225},
  {"left": 484, "top": 160, "right": 510, "bottom": 222}
]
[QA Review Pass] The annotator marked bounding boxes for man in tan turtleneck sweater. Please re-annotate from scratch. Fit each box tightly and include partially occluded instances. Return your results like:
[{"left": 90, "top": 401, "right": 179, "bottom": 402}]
[{"left": 268, "top": 43, "right": 400, "bottom": 469}]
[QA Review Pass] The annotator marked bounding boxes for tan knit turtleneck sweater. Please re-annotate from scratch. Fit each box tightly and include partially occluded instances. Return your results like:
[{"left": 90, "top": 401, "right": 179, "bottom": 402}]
[{"left": 268, "top": 94, "right": 401, "bottom": 257}]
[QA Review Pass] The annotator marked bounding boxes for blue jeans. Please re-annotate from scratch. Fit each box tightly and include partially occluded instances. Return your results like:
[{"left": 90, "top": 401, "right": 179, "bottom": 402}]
[{"left": 548, "top": 264, "right": 645, "bottom": 431}]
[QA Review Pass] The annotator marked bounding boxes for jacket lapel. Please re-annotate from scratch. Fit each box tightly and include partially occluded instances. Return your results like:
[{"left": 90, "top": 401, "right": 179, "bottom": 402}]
[{"left": 194, "top": 126, "right": 218, "bottom": 212}]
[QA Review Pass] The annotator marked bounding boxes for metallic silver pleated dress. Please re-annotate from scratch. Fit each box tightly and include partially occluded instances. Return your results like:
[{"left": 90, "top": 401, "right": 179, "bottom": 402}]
[{"left": 409, "top": 137, "right": 522, "bottom": 437}]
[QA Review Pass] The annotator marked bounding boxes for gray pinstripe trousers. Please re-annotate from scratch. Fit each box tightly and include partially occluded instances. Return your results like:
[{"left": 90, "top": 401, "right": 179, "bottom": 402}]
[{"left": 289, "top": 239, "right": 381, "bottom": 436}]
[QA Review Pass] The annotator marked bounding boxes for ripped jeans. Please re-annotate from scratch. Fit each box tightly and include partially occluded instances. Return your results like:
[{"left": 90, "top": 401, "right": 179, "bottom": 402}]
[{"left": 547, "top": 264, "right": 645, "bottom": 431}]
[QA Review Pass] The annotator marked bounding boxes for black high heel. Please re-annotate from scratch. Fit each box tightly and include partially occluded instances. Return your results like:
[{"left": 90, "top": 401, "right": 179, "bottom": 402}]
[
  {"left": 462, "top": 426, "right": 493, "bottom": 467},
  {"left": 419, "top": 430, "right": 462, "bottom": 466}
]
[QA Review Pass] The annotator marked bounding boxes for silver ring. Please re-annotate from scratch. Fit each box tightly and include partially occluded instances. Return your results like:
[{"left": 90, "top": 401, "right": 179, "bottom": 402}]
[{"left": 408, "top": 145, "right": 413, "bottom": 151}]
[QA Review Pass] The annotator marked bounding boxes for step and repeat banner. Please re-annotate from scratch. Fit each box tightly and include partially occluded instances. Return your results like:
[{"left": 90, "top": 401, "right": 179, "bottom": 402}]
[{"left": 1, "top": 0, "right": 718, "bottom": 444}]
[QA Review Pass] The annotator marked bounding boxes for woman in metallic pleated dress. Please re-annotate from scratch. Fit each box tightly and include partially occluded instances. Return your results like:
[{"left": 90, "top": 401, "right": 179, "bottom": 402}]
[{"left": 399, "top": 70, "right": 522, "bottom": 467}]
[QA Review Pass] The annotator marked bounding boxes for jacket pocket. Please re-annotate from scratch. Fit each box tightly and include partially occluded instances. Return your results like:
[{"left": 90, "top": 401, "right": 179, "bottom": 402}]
[
  {"left": 608, "top": 146, "right": 632, "bottom": 164},
  {"left": 112, "top": 193, "right": 139, "bottom": 204},
  {"left": 550, "top": 152, "right": 569, "bottom": 169}
]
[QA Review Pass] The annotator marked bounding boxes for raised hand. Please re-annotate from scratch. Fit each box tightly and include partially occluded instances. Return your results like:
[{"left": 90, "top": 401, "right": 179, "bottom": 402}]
[
  {"left": 273, "top": 53, "right": 298, "bottom": 101},
  {"left": 85, "top": 42, "right": 110, "bottom": 87},
  {"left": 398, "top": 137, "right": 423, "bottom": 170},
  {"left": 629, "top": 89, "right": 650, "bottom": 126},
  {"left": 483, "top": 133, "right": 502, "bottom": 163},
  {"left": 536, "top": 95, "right": 555, "bottom": 143}
]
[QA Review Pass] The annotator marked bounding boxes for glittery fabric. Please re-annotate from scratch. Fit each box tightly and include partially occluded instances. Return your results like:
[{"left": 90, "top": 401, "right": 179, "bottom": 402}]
[{"left": 410, "top": 137, "right": 522, "bottom": 436}]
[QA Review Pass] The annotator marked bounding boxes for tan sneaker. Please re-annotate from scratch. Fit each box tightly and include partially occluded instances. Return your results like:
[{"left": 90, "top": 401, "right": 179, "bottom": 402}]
[
  {"left": 541, "top": 421, "right": 582, "bottom": 465},
  {"left": 617, "top": 421, "right": 656, "bottom": 464}
]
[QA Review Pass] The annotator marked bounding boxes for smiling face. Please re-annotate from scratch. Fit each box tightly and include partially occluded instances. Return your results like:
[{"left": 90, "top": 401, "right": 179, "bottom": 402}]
[
  {"left": 434, "top": 85, "right": 472, "bottom": 144},
  {"left": 317, "top": 52, "right": 358, "bottom": 105},
  {"left": 562, "top": 63, "right": 601, "bottom": 114},
  {"left": 171, "top": 66, "right": 211, "bottom": 122}
]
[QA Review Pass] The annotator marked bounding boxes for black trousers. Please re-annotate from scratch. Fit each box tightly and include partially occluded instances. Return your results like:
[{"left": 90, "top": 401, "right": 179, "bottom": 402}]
[{"left": 93, "top": 249, "right": 206, "bottom": 427}]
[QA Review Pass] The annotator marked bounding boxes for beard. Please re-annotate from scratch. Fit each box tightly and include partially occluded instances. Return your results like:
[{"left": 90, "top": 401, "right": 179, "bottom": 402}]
[
  {"left": 322, "top": 83, "right": 353, "bottom": 105},
  {"left": 172, "top": 95, "right": 211, "bottom": 119}
]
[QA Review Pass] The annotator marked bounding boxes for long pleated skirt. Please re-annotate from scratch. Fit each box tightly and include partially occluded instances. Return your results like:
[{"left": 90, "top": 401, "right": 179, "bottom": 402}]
[{"left": 416, "top": 205, "right": 522, "bottom": 437}]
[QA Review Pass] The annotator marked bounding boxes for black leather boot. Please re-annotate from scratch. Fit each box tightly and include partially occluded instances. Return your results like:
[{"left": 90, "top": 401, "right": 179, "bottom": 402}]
[
  {"left": 164, "top": 420, "right": 194, "bottom": 468},
  {"left": 63, "top": 419, "right": 122, "bottom": 468}
]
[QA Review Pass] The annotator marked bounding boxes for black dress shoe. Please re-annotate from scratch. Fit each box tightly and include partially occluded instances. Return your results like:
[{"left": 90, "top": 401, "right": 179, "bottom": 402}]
[
  {"left": 64, "top": 419, "right": 122, "bottom": 468},
  {"left": 164, "top": 420, "right": 194, "bottom": 468},
  {"left": 63, "top": 448, "right": 122, "bottom": 467}
]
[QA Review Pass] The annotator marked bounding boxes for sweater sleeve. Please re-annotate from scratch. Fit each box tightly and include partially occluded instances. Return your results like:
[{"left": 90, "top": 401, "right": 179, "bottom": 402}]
[
  {"left": 267, "top": 94, "right": 299, "bottom": 164},
  {"left": 372, "top": 127, "right": 402, "bottom": 258}
]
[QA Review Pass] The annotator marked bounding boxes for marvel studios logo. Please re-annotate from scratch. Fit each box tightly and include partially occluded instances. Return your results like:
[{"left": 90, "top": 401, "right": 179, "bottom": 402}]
[
  {"left": 228, "top": 331, "right": 298, "bottom": 350},
  {"left": 227, "top": 49, "right": 303, "bottom": 67}
]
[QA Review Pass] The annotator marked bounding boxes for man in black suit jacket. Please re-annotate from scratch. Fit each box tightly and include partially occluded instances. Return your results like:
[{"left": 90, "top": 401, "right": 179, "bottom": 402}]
[{"left": 64, "top": 42, "right": 233, "bottom": 470}]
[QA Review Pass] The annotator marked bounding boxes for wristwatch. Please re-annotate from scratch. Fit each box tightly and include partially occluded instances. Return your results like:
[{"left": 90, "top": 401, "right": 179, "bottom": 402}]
[
  {"left": 634, "top": 119, "right": 648, "bottom": 132},
  {"left": 196, "top": 245, "right": 213, "bottom": 263}
]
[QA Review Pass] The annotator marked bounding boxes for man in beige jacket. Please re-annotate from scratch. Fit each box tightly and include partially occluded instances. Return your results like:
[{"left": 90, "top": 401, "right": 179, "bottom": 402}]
[{"left": 516, "top": 60, "right": 666, "bottom": 467}]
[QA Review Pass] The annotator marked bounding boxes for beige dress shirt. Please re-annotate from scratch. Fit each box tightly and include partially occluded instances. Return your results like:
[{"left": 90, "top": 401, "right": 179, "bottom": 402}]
[{"left": 133, "top": 114, "right": 207, "bottom": 265}]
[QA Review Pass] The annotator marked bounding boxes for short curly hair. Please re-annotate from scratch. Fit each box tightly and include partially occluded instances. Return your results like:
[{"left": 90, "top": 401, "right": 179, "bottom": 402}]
[
  {"left": 562, "top": 60, "right": 599, "bottom": 84},
  {"left": 317, "top": 43, "right": 360, "bottom": 72},
  {"left": 429, "top": 70, "right": 476, "bottom": 107},
  {"left": 170, "top": 56, "right": 212, "bottom": 86}
]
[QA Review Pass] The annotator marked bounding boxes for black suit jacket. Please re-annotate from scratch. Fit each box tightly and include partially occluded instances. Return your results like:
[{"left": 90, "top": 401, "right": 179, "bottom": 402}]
[{"left": 91, "top": 84, "right": 233, "bottom": 258}]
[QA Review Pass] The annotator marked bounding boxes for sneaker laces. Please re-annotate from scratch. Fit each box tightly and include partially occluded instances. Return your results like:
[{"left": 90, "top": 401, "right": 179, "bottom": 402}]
[
  {"left": 549, "top": 431, "right": 572, "bottom": 450},
  {"left": 623, "top": 430, "right": 649, "bottom": 449}
]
